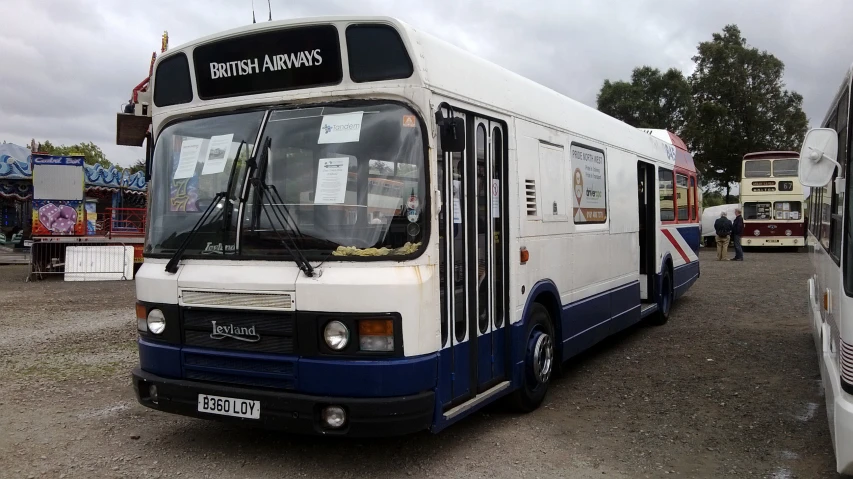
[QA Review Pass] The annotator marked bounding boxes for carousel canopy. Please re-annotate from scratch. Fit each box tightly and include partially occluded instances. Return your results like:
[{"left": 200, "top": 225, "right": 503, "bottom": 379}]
[{"left": 0, "top": 144, "right": 147, "bottom": 200}]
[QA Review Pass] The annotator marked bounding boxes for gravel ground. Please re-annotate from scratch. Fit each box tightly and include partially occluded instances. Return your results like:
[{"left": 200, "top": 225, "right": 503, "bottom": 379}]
[{"left": 0, "top": 248, "right": 840, "bottom": 478}]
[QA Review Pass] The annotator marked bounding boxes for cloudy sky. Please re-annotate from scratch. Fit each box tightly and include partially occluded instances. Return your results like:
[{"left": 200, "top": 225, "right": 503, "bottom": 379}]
[{"left": 1, "top": 0, "right": 852, "bottom": 167}]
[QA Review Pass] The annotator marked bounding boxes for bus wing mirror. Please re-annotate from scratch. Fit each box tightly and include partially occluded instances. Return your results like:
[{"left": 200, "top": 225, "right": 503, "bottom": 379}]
[
  {"left": 798, "top": 128, "right": 839, "bottom": 187},
  {"left": 438, "top": 117, "right": 466, "bottom": 153}
]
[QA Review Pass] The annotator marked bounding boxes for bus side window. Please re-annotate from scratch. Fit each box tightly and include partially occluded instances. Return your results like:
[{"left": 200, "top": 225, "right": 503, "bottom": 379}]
[
  {"left": 689, "top": 176, "right": 697, "bottom": 221},
  {"left": 659, "top": 168, "right": 675, "bottom": 222},
  {"left": 831, "top": 88, "right": 849, "bottom": 261}
]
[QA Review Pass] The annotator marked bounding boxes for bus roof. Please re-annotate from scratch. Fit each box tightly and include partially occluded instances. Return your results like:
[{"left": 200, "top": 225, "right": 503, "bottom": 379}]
[
  {"left": 153, "top": 16, "right": 686, "bottom": 170},
  {"left": 742, "top": 151, "right": 799, "bottom": 160},
  {"left": 640, "top": 129, "right": 695, "bottom": 172}
]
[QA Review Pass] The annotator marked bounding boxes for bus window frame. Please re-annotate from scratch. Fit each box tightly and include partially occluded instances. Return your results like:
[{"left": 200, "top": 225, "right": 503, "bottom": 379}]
[{"left": 659, "top": 167, "right": 676, "bottom": 225}]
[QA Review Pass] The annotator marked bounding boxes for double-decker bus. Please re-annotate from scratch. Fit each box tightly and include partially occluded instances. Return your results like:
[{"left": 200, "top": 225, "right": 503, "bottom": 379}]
[
  {"left": 797, "top": 63, "right": 852, "bottom": 474},
  {"left": 120, "top": 16, "right": 699, "bottom": 436},
  {"left": 740, "top": 151, "right": 806, "bottom": 248}
]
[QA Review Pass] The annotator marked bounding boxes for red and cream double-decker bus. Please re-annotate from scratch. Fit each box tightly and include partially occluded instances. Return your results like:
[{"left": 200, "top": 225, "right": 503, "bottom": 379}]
[{"left": 740, "top": 151, "right": 806, "bottom": 248}]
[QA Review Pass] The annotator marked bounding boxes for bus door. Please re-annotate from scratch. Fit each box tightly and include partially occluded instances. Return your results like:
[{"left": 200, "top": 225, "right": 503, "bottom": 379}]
[
  {"left": 637, "top": 161, "right": 656, "bottom": 301},
  {"left": 437, "top": 109, "right": 508, "bottom": 408}
]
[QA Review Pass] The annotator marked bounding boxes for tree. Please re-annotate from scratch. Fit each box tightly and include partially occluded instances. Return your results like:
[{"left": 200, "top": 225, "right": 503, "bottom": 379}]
[
  {"left": 702, "top": 189, "right": 725, "bottom": 208},
  {"left": 685, "top": 25, "right": 808, "bottom": 200},
  {"left": 597, "top": 66, "right": 693, "bottom": 136},
  {"left": 128, "top": 159, "right": 146, "bottom": 174}
]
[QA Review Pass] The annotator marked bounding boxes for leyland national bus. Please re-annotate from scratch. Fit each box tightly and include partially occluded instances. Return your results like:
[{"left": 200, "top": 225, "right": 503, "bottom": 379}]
[
  {"left": 798, "top": 63, "right": 853, "bottom": 474},
  {"left": 119, "top": 16, "right": 700, "bottom": 436},
  {"left": 740, "top": 151, "right": 806, "bottom": 248}
]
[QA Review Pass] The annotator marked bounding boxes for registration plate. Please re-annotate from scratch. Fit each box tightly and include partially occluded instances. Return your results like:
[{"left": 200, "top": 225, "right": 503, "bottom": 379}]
[{"left": 197, "top": 394, "right": 260, "bottom": 419}]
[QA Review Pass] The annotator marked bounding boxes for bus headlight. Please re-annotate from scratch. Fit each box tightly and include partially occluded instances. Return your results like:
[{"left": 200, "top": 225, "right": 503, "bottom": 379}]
[
  {"left": 147, "top": 309, "right": 166, "bottom": 335},
  {"left": 754, "top": 229, "right": 761, "bottom": 236},
  {"left": 785, "top": 229, "right": 792, "bottom": 236},
  {"left": 323, "top": 321, "right": 350, "bottom": 350},
  {"left": 358, "top": 319, "right": 394, "bottom": 352}
]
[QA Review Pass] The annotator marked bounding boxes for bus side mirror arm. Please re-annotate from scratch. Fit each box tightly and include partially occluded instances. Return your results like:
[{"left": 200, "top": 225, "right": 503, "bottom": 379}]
[{"left": 144, "top": 131, "right": 153, "bottom": 182}]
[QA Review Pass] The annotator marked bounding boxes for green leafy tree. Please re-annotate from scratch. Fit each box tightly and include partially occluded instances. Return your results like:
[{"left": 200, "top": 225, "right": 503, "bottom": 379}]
[
  {"left": 702, "top": 189, "right": 726, "bottom": 207},
  {"left": 685, "top": 25, "right": 808, "bottom": 201},
  {"left": 128, "top": 159, "right": 146, "bottom": 174},
  {"left": 597, "top": 66, "right": 693, "bottom": 136}
]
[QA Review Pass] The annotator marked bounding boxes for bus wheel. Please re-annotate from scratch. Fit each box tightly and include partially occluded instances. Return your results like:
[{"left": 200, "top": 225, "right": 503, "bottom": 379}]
[
  {"left": 511, "top": 303, "right": 554, "bottom": 412},
  {"left": 648, "top": 268, "right": 673, "bottom": 326}
]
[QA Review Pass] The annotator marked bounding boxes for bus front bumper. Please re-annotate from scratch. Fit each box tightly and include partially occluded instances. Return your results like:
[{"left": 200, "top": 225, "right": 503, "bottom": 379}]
[{"left": 131, "top": 368, "right": 434, "bottom": 437}]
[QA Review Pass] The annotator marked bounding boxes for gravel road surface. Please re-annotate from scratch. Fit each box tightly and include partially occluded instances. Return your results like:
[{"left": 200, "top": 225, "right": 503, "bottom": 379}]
[{"left": 0, "top": 249, "right": 839, "bottom": 478}]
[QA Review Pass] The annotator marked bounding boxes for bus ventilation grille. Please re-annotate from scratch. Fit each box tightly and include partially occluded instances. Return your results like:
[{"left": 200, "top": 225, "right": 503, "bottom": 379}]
[
  {"left": 841, "top": 339, "right": 853, "bottom": 386},
  {"left": 525, "top": 180, "right": 537, "bottom": 216}
]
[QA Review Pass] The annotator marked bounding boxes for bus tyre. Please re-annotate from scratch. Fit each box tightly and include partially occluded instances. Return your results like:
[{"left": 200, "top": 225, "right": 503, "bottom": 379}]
[
  {"left": 648, "top": 268, "right": 673, "bottom": 326},
  {"left": 511, "top": 303, "right": 555, "bottom": 413}
]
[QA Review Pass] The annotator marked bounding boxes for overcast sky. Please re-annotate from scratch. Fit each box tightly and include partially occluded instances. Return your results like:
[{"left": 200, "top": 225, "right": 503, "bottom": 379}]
[{"left": 1, "top": 0, "right": 851, "bottom": 167}]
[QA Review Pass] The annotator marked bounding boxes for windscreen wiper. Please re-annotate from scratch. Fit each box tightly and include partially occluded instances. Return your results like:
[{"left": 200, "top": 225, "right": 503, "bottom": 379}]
[
  {"left": 164, "top": 141, "right": 246, "bottom": 274},
  {"left": 251, "top": 137, "right": 315, "bottom": 277}
]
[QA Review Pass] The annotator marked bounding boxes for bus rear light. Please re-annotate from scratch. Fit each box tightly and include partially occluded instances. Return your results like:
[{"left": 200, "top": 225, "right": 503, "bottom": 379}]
[{"left": 359, "top": 319, "right": 394, "bottom": 352}]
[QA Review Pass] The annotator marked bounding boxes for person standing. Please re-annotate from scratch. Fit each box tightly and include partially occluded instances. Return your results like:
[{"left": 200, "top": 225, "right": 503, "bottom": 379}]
[
  {"left": 731, "top": 208, "right": 744, "bottom": 261},
  {"left": 714, "top": 211, "right": 733, "bottom": 261}
]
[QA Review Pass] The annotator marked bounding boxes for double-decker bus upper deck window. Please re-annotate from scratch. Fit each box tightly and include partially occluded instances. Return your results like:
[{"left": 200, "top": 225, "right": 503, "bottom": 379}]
[
  {"left": 153, "top": 53, "right": 193, "bottom": 107},
  {"left": 346, "top": 25, "right": 414, "bottom": 83},
  {"left": 744, "top": 160, "right": 771, "bottom": 178},
  {"left": 192, "top": 25, "right": 342, "bottom": 100},
  {"left": 772, "top": 159, "right": 799, "bottom": 177}
]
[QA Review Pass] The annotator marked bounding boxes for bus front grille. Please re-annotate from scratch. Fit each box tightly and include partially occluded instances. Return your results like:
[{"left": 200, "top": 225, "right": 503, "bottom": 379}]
[{"left": 181, "top": 308, "right": 296, "bottom": 354}]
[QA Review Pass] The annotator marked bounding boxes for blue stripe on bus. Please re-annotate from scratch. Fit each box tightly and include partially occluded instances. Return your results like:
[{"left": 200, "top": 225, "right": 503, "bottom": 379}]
[
  {"left": 476, "top": 327, "right": 508, "bottom": 386},
  {"left": 561, "top": 281, "right": 642, "bottom": 360},
  {"left": 298, "top": 355, "right": 438, "bottom": 398},
  {"left": 673, "top": 261, "right": 699, "bottom": 299},
  {"left": 676, "top": 224, "right": 701, "bottom": 254},
  {"left": 137, "top": 338, "right": 438, "bottom": 398},
  {"left": 138, "top": 338, "right": 182, "bottom": 379}
]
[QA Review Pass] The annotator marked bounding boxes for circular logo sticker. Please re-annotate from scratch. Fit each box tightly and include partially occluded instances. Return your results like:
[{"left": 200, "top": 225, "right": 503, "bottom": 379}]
[
  {"left": 407, "top": 208, "right": 419, "bottom": 223},
  {"left": 406, "top": 193, "right": 420, "bottom": 211},
  {"left": 407, "top": 223, "right": 420, "bottom": 237}
]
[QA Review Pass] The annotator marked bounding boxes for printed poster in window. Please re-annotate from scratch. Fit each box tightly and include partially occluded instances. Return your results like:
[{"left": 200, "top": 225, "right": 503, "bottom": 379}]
[
  {"left": 170, "top": 136, "right": 201, "bottom": 212},
  {"left": 570, "top": 144, "right": 606, "bottom": 223}
]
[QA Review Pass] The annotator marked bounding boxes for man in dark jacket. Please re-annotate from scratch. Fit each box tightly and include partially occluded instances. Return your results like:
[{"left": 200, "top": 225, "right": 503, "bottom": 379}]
[
  {"left": 731, "top": 208, "right": 744, "bottom": 261},
  {"left": 714, "top": 211, "right": 733, "bottom": 261}
]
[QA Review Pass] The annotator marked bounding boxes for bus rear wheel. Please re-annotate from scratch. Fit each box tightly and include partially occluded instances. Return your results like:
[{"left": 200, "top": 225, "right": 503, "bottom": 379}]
[
  {"left": 647, "top": 268, "right": 673, "bottom": 326},
  {"left": 510, "top": 303, "right": 555, "bottom": 413}
]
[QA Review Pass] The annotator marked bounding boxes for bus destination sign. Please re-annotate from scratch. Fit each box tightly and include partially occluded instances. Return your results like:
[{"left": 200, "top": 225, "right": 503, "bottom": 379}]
[{"left": 193, "top": 25, "right": 342, "bottom": 100}]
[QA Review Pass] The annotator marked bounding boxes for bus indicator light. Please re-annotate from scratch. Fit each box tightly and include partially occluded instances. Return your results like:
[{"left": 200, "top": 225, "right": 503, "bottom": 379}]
[
  {"left": 359, "top": 319, "right": 394, "bottom": 352},
  {"left": 520, "top": 247, "right": 529, "bottom": 264}
]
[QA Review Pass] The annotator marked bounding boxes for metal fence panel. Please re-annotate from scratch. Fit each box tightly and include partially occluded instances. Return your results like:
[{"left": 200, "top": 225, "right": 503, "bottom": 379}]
[{"left": 28, "top": 241, "right": 132, "bottom": 281}]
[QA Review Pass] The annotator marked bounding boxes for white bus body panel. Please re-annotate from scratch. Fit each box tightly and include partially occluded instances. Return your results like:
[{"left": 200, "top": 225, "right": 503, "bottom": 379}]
[{"left": 809, "top": 236, "right": 853, "bottom": 474}]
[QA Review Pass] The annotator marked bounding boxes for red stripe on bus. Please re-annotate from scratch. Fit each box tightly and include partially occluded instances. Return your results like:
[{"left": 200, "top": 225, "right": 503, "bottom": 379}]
[{"left": 662, "top": 229, "right": 690, "bottom": 263}]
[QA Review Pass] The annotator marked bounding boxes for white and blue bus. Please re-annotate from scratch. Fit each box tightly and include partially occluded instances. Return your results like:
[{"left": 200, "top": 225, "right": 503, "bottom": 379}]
[
  {"left": 798, "top": 63, "right": 853, "bottom": 474},
  {"left": 121, "top": 16, "right": 700, "bottom": 436}
]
